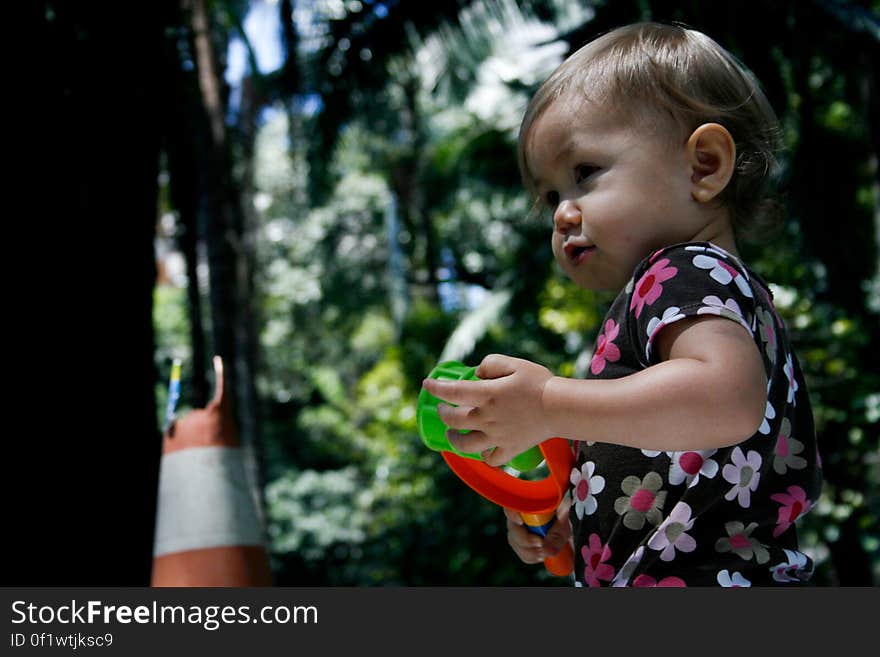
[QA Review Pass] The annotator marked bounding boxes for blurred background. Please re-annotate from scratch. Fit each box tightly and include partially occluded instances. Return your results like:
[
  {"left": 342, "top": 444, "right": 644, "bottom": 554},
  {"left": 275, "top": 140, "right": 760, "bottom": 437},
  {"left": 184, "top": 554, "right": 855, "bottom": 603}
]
[{"left": 32, "top": 0, "right": 878, "bottom": 586}]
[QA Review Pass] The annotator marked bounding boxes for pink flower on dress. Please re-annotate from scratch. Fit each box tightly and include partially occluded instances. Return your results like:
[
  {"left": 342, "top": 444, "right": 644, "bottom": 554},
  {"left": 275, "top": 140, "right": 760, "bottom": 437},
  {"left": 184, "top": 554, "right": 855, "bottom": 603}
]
[
  {"left": 590, "top": 319, "right": 621, "bottom": 375},
  {"left": 770, "top": 485, "right": 812, "bottom": 538},
  {"left": 630, "top": 258, "right": 678, "bottom": 318},
  {"left": 632, "top": 574, "right": 687, "bottom": 587},
  {"left": 715, "top": 521, "right": 770, "bottom": 564},
  {"left": 614, "top": 472, "right": 667, "bottom": 530},
  {"left": 581, "top": 533, "right": 615, "bottom": 587},
  {"left": 773, "top": 417, "right": 807, "bottom": 475}
]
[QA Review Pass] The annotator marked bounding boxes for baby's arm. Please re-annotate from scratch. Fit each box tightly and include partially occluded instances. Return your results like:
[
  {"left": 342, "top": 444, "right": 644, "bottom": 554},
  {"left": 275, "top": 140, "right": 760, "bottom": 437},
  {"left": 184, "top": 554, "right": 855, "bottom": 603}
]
[
  {"left": 544, "top": 314, "right": 766, "bottom": 452},
  {"left": 421, "top": 314, "right": 766, "bottom": 467}
]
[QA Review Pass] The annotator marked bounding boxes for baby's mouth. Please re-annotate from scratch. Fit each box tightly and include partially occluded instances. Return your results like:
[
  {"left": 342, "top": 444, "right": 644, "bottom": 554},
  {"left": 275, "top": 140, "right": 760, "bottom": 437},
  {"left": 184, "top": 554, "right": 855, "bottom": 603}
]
[{"left": 563, "top": 240, "right": 596, "bottom": 265}]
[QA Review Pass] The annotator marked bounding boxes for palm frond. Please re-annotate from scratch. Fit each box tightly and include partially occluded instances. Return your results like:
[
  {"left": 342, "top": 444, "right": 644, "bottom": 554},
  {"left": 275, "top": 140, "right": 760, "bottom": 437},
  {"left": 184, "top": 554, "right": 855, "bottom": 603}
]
[{"left": 439, "top": 284, "right": 512, "bottom": 363}]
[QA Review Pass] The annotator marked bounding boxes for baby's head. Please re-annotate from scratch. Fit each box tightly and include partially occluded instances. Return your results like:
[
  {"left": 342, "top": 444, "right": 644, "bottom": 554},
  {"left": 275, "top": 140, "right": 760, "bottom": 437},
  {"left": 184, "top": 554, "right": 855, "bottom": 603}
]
[{"left": 518, "top": 22, "right": 783, "bottom": 241}]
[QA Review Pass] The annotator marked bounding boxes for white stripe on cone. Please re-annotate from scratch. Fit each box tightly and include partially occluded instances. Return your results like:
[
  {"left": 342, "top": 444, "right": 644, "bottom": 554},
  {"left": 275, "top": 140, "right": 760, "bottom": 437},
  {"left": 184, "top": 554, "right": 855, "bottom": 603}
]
[{"left": 153, "top": 445, "right": 265, "bottom": 557}]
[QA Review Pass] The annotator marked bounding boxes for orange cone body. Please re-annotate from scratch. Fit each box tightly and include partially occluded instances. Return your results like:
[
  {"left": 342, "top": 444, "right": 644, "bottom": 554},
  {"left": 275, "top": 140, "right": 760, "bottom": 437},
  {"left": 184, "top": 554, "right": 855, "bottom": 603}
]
[{"left": 152, "top": 357, "right": 272, "bottom": 586}]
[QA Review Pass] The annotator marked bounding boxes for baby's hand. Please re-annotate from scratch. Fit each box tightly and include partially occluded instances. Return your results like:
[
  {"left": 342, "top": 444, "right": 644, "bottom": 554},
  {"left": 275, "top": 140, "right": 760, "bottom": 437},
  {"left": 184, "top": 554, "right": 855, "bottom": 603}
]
[
  {"left": 420, "top": 354, "right": 554, "bottom": 467},
  {"left": 503, "top": 499, "right": 572, "bottom": 566}
]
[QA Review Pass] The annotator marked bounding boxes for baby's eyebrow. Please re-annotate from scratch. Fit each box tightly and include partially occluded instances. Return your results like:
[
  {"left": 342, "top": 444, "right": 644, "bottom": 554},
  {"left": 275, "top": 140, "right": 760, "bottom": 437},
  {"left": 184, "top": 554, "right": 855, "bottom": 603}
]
[
  {"left": 555, "top": 140, "right": 576, "bottom": 161},
  {"left": 530, "top": 140, "right": 577, "bottom": 190}
]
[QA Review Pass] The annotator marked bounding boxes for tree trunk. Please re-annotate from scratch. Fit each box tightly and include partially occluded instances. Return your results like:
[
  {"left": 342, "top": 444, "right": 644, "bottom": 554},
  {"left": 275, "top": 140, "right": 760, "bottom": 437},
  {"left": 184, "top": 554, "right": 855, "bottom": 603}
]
[
  {"left": 187, "top": 0, "right": 267, "bottom": 522},
  {"left": 165, "top": 57, "right": 210, "bottom": 408},
  {"left": 20, "top": 1, "right": 175, "bottom": 584}
]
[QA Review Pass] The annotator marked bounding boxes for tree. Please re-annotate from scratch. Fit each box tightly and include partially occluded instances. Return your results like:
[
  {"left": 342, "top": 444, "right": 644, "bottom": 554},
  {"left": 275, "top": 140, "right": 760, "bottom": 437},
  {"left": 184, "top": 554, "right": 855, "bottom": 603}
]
[{"left": 20, "top": 0, "right": 177, "bottom": 584}]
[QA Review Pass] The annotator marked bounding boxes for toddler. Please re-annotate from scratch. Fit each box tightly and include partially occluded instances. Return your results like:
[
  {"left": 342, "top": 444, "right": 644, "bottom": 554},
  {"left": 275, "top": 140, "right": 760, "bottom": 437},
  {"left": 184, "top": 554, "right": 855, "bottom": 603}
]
[{"left": 421, "top": 22, "right": 823, "bottom": 586}]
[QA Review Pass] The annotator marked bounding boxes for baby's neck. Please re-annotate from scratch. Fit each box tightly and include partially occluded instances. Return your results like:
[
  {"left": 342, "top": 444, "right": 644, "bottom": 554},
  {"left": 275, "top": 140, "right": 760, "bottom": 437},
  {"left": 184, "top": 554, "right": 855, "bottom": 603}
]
[{"left": 689, "top": 215, "right": 739, "bottom": 256}]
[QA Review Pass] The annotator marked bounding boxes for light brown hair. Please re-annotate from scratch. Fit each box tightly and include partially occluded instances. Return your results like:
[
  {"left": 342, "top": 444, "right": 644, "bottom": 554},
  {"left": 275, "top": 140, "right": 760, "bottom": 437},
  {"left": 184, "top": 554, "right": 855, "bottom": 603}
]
[{"left": 518, "top": 22, "right": 784, "bottom": 238}]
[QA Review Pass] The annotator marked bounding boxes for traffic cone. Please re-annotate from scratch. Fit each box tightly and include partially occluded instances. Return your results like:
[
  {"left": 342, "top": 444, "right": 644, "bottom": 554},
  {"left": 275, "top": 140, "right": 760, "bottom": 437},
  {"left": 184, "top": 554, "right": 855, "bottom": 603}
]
[{"left": 151, "top": 356, "right": 273, "bottom": 586}]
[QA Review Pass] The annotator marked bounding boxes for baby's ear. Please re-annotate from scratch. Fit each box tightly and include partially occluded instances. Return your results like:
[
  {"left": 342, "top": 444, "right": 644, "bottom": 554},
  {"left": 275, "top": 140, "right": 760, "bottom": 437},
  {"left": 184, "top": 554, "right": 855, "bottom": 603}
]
[{"left": 686, "top": 123, "right": 736, "bottom": 203}]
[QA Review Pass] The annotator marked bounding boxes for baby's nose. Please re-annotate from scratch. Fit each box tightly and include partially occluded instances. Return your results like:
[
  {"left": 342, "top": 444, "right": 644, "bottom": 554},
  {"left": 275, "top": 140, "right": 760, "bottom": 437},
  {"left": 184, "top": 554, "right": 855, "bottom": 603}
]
[{"left": 554, "top": 200, "right": 582, "bottom": 232}]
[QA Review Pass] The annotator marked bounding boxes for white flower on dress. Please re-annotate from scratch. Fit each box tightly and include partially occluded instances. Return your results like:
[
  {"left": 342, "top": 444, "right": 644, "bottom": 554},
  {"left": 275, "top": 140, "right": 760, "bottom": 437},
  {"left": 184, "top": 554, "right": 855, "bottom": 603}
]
[
  {"left": 685, "top": 244, "right": 731, "bottom": 259},
  {"left": 611, "top": 546, "right": 645, "bottom": 587},
  {"left": 783, "top": 352, "right": 799, "bottom": 406},
  {"left": 692, "top": 254, "right": 753, "bottom": 298},
  {"left": 722, "top": 447, "right": 762, "bottom": 508},
  {"left": 759, "top": 385, "right": 776, "bottom": 435},
  {"left": 717, "top": 569, "right": 752, "bottom": 587},
  {"left": 647, "top": 501, "right": 697, "bottom": 561},
  {"left": 569, "top": 461, "right": 605, "bottom": 519},
  {"left": 769, "top": 549, "right": 811, "bottom": 583},
  {"left": 668, "top": 449, "right": 719, "bottom": 487},
  {"left": 697, "top": 296, "right": 752, "bottom": 333},
  {"left": 645, "top": 306, "right": 684, "bottom": 361}
]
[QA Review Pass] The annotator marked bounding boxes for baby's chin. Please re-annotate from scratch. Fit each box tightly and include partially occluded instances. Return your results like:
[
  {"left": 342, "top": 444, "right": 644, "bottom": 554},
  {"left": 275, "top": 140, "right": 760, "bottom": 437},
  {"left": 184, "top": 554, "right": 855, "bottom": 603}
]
[
  {"left": 565, "top": 272, "right": 621, "bottom": 293},
  {"left": 559, "top": 261, "right": 627, "bottom": 292}
]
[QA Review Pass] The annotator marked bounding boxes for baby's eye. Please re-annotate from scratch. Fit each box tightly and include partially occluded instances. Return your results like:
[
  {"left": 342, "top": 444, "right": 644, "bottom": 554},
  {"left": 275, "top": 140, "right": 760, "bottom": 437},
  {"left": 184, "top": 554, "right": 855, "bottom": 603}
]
[
  {"left": 545, "top": 190, "right": 560, "bottom": 207},
  {"left": 575, "top": 164, "right": 599, "bottom": 183}
]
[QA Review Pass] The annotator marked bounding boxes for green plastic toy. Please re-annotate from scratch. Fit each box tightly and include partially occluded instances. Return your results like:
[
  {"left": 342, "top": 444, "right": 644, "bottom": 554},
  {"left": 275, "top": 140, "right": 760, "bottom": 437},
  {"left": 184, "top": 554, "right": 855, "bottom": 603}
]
[
  {"left": 417, "top": 361, "right": 544, "bottom": 472},
  {"left": 417, "top": 360, "right": 575, "bottom": 577}
]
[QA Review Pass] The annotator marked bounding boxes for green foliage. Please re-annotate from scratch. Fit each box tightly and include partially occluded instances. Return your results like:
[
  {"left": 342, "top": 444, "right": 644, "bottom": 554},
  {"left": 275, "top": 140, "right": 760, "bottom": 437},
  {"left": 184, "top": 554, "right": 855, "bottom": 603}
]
[
  {"left": 247, "top": 33, "right": 579, "bottom": 580},
  {"left": 153, "top": 284, "right": 193, "bottom": 426}
]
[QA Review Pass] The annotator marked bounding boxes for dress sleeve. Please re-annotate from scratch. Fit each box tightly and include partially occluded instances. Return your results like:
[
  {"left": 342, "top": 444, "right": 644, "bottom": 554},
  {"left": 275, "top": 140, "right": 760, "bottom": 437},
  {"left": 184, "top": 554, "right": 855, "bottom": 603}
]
[{"left": 626, "top": 243, "right": 758, "bottom": 368}]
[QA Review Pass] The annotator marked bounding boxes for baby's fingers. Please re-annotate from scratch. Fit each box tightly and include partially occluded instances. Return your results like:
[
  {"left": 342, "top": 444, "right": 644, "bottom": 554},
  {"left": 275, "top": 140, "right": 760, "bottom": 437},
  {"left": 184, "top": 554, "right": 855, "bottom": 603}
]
[
  {"left": 436, "top": 403, "right": 480, "bottom": 431},
  {"left": 475, "top": 354, "right": 518, "bottom": 380},
  {"left": 421, "top": 378, "right": 488, "bottom": 406},
  {"left": 446, "top": 429, "right": 494, "bottom": 456},
  {"left": 502, "top": 506, "right": 524, "bottom": 525},
  {"left": 506, "top": 514, "right": 546, "bottom": 564},
  {"left": 541, "top": 519, "right": 571, "bottom": 557}
]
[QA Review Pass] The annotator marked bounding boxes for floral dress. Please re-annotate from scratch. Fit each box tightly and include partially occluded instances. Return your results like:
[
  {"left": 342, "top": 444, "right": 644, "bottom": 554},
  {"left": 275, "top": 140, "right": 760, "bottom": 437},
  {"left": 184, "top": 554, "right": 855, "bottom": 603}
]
[{"left": 569, "top": 242, "right": 822, "bottom": 587}]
